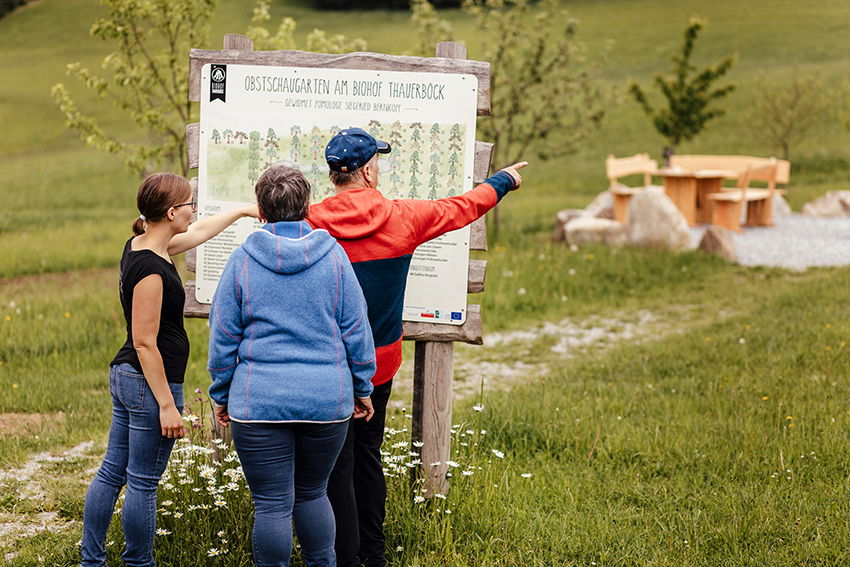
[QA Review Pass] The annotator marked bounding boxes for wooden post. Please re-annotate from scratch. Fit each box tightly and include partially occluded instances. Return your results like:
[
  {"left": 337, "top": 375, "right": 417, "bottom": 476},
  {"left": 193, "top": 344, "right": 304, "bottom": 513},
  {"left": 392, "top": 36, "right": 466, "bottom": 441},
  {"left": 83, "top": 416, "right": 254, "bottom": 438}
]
[
  {"left": 409, "top": 41, "right": 471, "bottom": 497},
  {"left": 411, "top": 341, "right": 454, "bottom": 496}
]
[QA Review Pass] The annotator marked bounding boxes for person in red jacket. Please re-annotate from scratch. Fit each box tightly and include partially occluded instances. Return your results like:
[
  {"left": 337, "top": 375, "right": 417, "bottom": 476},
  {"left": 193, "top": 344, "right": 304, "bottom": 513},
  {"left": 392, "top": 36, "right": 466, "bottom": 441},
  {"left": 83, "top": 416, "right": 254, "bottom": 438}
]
[{"left": 308, "top": 127, "right": 527, "bottom": 567}]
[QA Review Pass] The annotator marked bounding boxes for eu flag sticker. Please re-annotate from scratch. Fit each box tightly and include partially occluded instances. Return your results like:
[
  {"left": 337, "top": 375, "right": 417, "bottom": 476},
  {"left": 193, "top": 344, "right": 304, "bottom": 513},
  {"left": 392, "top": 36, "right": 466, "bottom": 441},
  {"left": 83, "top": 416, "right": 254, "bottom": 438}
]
[{"left": 451, "top": 312, "right": 462, "bottom": 320}]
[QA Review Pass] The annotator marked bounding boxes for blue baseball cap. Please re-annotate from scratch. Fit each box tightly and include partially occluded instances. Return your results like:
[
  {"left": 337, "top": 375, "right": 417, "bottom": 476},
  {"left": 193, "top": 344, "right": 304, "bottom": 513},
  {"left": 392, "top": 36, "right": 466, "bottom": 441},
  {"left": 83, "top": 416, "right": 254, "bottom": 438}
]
[{"left": 325, "top": 128, "right": 391, "bottom": 173}]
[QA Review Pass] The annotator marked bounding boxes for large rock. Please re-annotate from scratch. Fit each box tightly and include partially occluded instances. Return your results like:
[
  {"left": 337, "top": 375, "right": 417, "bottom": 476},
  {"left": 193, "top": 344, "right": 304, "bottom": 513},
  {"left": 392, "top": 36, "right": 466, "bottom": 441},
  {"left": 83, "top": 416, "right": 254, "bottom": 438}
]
[
  {"left": 698, "top": 226, "right": 737, "bottom": 262},
  {"left": 584, "top": 191, "right": 614, "bottom": 219},
  {"left": 773, "top": 194, "right": 792, "bottom": 218},
  {"left": 551, "top": 208, "right": 587, "bottom": 241},
  {"left": 801, "top": 191, "right": 850, "bottom": 217},
  {"left": 625, "top": 187, "right": 691, "bottom": 251},
  {"left": 564, "top": 217, "right": 625, "bottom": 247}
]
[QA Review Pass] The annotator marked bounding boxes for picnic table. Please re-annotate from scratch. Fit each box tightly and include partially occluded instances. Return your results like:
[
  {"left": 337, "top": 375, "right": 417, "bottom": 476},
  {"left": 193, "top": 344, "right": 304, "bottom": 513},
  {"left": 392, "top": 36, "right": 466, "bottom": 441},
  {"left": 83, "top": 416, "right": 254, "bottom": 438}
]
[{"left": 656, "top": 167, "right": 738, "bottom": 226}]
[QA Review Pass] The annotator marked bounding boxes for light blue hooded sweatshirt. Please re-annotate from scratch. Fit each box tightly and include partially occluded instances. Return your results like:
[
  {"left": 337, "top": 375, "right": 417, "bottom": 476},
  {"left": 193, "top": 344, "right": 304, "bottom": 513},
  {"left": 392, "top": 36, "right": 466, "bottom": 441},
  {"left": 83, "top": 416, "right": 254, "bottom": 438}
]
[{"left": 208, "top": 220, "right": 376, "bottom": 423}]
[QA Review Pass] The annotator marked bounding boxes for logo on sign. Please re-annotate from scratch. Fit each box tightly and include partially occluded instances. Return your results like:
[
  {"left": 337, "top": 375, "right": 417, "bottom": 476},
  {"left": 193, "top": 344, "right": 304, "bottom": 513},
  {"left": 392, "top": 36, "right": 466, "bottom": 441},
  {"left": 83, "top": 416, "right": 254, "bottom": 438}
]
[
  {"left": 451, "top": 312, "right": 462, "bottom": 320},
  {"left": 210, "top": 65, "right": 227, "bottom": 102}
]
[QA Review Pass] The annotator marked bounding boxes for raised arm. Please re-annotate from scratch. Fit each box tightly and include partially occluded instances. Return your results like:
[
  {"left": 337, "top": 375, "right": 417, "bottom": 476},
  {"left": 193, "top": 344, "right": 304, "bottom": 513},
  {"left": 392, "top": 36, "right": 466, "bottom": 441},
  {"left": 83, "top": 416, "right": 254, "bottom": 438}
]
[
  {"left": 168, "top": 204, "right": 259, "bottom": 256},
  {"left": 132, "top": 274, "right": 185, "bottom": 439},
  {"left": 401, "top": 162, "right": 528, "bottom": 245}
]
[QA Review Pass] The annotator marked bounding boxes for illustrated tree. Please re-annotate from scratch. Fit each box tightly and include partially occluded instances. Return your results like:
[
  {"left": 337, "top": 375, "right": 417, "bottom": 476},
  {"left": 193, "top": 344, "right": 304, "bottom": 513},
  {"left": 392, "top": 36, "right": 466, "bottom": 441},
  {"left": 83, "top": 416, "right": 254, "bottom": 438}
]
[
  {"left": 368, "top": 119, "right": 383, "bottom": 139},
  {"left": 389, "top": 163, "right": 402, "bottom": 188},
  {"left": 409, "top": 150, "right": 421, "bottom": 174},
  {"left": 248, "top": 130, "right": 261, "bottom": 184},
  {"left": 428, "top": 161, "right": 440, "bottom": 199},
  {"left": 746, "top": 70, "right": 832, "bottom": 161},
  {"left": 629, "top": 17, "right": 736, "bottom": 163},
  {"left": 408, "top": 173, "right": 422, "bottom": 198},
  {"left": 211, "top": 129, "right": 221, "bottom": 144},
  {"left": 309, "top": 126, "right": 323, "bottom": 161},
  {"left": 264, "top": 127, "right": 279, "bottom": 167},
  {"left": 388, "top": 121, "right": 404, "bottom": 149},
  {"left": 310, "top": 162, "right": 323, "bottom": 200},
  {"left": 235, "top": 131, "right": 248, "bottom": 145},
  {"left": 223, "top": 129, "right": 233, "bottom": 144},
  {"left": 448, "top": 123, "right": 462, "bottom": 152},
  {"left": 290, "top": 125, "right": 302, "bottom": 162}
]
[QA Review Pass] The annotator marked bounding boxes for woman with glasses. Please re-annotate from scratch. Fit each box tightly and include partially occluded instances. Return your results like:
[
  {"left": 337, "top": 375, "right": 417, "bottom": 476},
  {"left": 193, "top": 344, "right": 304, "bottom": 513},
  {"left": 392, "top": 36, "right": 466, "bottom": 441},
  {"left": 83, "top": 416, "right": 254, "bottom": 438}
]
[{"left": 80, "top": 172, "right": 258, "bottom": 567}]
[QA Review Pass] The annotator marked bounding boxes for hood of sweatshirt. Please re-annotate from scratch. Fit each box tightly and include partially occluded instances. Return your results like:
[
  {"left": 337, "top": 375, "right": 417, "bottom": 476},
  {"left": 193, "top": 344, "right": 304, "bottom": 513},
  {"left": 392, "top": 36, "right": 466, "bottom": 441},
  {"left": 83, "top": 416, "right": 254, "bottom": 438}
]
[
  {"left": 242, "top": 220, "right": 337, "bottom": 274},
  {"left": 308, "top": 187, "right": 394, "bottom": 240}
]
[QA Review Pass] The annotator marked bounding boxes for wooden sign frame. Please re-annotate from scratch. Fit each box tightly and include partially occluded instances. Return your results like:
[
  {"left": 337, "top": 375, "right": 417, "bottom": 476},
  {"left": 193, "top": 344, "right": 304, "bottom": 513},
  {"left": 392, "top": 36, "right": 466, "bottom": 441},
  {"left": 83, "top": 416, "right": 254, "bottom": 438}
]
[{"left": 184, "top": 34, "right": 493, "bottom": 496}]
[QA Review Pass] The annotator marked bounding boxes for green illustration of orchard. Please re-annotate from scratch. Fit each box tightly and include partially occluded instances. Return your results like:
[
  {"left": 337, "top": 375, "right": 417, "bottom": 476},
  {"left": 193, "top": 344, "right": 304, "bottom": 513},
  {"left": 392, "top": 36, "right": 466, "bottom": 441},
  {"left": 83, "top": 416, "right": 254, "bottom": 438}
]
[{"left": 205, "top": 121, "right": 467, "bottom": 203}]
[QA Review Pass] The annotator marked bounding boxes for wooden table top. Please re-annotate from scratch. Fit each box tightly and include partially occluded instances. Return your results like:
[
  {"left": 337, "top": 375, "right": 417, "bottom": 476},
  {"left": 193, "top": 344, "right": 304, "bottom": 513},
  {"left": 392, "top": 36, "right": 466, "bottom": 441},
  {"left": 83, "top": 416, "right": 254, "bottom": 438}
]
[{"left": 655, "top": 168, "right": 738, "bottom": 179}]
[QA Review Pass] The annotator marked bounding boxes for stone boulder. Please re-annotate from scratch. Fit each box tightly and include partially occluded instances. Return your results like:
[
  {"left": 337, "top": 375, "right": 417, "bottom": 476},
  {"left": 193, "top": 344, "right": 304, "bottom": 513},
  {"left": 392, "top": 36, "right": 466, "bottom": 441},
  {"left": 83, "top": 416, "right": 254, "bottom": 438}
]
[
  {"left": 773, "top": 194, "right": 792, "bottom": 218},
  {"left": 801, "top": 191, "right": 850, "bottom": 217},
  {"left": 551, "top": 208, "right": 587, "bottom": 241},
  {"left": 564, "top": 217, "right": 625, "bottom": 247},
  {"left": 584, "top": 191, "right": 614, "bottom": 220},
  {"left": 625, "top": 187, "right": 692, "bottom": 251},
  {"left": 698, "top": 226, "right": 737, "bottom": 262}
]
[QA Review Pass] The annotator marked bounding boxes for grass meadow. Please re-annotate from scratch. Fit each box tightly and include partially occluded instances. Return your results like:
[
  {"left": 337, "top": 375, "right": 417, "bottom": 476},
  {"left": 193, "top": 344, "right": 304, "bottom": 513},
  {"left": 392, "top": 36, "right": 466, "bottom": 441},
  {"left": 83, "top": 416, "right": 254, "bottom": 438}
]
[{"left": 2, "top": 0, "right": 850, "bottom": 564}]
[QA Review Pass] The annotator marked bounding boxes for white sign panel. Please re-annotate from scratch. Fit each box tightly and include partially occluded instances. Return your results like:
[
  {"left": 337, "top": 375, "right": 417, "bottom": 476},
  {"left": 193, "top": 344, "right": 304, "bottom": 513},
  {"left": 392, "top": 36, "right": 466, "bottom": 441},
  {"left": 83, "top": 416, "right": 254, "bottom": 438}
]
[{"left": 198, "top": 63, "right": 478, "bottom": 325}]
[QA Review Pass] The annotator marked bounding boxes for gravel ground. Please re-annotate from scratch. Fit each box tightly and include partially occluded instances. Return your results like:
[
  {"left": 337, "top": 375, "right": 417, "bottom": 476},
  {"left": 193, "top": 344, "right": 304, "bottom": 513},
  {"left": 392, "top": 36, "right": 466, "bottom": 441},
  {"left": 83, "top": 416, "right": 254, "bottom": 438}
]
[{"left": 688, "top": 214, "right": 850, "bottom": 270}]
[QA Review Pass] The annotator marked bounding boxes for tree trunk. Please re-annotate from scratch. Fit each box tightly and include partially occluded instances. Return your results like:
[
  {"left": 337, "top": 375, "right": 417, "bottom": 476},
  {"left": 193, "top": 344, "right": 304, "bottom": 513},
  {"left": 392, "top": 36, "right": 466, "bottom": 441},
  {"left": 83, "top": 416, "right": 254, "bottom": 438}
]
[{"left": 662, "top": 146, "right": 675, "bottom": 167}]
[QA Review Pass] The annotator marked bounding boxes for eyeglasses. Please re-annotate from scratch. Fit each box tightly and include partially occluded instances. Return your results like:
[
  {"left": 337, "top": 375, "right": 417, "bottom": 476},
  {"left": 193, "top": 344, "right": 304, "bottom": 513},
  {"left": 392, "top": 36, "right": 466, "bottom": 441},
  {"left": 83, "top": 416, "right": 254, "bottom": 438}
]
[{"left": 173, "top": 201, "right": 197, "bottom": 212}]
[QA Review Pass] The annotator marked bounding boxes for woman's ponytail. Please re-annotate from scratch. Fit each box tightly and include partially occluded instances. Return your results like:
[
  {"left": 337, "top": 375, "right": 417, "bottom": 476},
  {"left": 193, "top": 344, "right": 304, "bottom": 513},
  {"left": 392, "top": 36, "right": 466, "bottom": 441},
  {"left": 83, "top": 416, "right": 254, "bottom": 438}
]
[{"left": 131, "top": 216, "right": 146, "bottom": 235}]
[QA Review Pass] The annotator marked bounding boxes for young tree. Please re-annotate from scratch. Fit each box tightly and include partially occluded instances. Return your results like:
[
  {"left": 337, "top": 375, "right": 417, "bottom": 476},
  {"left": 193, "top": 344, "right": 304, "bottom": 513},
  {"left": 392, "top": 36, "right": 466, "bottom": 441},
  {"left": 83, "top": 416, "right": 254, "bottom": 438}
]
[
  {"left": 51, "top": 0, "right": 218, "bottom": 177},
  {"left": 53, "top": 0, "right": 365, "bottom": 178},
  {"left": 429, "top": 0, "right": 613, "bottom": 171},
  {"left": 246, "top": 0, "right": 366, "bottom": 52},
  {"left": 746, "top": 70, "right": 832, "bottom": 161},
  {"left": 629, "top": 17, "right": 736, "bottom": 164},
  {"left": 411, "top": 0, "right": 453, "bottom": 57}
]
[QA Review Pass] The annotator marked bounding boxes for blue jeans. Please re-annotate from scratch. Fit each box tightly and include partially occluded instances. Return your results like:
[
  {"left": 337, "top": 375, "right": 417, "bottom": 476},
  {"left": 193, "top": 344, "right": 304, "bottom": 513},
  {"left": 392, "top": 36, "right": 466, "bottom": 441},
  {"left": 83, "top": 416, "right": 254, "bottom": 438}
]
[
  {"left": 80, "top": 364, "right": 183, "bottom": 567},
  {"left": 232, "top": 419, "right": 349, "bottom": 567}
]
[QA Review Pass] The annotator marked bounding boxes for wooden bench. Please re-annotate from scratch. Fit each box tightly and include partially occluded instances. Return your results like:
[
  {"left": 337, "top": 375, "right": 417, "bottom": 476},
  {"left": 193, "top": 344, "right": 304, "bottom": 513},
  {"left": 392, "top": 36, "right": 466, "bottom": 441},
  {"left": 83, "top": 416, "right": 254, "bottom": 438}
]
[
  {"left": 707, "top": 158, "right": 779, "bottom": 232},
  {"left": 606, "top": 153, "right": 661, "bottom": 223}
]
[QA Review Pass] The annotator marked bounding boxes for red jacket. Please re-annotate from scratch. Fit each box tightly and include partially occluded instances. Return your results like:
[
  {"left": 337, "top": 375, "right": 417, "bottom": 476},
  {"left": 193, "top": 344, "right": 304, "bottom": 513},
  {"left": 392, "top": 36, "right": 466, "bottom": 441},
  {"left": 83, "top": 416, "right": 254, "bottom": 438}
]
[{"left": 307, "top": 171, "right": 516, "bottom": 386}]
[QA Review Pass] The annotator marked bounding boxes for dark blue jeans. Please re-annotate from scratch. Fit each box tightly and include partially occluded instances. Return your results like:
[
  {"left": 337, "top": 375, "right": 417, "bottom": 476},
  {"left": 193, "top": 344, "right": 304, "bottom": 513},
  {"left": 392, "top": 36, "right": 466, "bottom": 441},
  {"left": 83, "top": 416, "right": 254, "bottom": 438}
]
[
  {"left": 231, "top": 419, "right": 349, "bottom": 567},
  {"left": 81, "top": 363, "right": 183, "bottom": 567}
]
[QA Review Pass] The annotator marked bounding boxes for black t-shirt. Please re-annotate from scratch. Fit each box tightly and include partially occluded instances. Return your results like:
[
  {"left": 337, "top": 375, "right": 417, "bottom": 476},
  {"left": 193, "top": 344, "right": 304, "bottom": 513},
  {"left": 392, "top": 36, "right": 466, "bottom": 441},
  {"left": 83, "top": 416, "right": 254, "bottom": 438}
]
[{"left": 110, "top": 238, "right": 190, "bottom": 383}]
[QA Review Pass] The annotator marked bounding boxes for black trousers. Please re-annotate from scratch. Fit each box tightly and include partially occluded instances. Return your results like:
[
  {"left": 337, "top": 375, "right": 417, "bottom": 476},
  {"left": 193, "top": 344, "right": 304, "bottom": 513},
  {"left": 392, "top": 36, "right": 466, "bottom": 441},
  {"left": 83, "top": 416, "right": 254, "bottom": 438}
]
[{"left": 328, "top": 379, "right": 393, "bottom": 567}]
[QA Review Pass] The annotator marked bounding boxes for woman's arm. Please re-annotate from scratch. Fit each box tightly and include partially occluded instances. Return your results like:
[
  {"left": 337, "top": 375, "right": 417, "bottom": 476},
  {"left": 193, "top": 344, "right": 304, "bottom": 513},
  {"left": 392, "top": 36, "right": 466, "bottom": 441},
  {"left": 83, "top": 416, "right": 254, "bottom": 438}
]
[
  {"left": 132, "top": 274, "right": 185, "bottom": 439},
  {"left": 334, "top": 248, "right": 376, "bottom": 419},
  {"left": 167, "top": 204, "right": 259, "bottom": 256}
]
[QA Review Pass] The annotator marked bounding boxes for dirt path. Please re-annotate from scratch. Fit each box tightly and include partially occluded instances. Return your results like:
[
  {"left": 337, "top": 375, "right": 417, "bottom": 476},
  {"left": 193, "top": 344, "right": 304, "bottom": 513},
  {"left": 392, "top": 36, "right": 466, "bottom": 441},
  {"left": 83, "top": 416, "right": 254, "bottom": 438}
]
[{"left": 389, "top": 304, "right": 721, "bottom": 408}]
